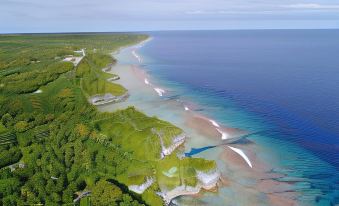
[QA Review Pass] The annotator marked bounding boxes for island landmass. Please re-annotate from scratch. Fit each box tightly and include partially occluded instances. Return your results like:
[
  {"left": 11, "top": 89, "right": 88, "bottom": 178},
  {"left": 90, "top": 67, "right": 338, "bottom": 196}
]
[{"left": 0, "top": 33, "right": 218, "bottom": 205}]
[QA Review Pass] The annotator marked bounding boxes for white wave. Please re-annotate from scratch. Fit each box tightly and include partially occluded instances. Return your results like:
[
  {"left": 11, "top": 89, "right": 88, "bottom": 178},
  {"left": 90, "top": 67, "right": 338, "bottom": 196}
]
[
  {"left": 132, "top": 50, "right": 142, "bottom": 63},
  {"left": 154, "top": 88, "right": 165, "bottom": 97},
  {"left": 209, "top": 119, "right": 220, "bottom": 128},
  {"left": 144, "top": 78, "right": 150, "bottom": 85},
  {"left": 227, "top": 146, "right": 253, "bottom": 168},
  {"left": 216, "top": 128, "right": 228, "bottom": 140}
]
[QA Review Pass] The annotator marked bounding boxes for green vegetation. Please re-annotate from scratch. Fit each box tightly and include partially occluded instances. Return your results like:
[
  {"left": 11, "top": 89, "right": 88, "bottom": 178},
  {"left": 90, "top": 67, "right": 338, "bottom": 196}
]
[
  {"left": 80, "top": 196, "right": 91, "bottom": 206},
  {"left": 1, "top": 61, "right": 73, "bottom": 94},
  {"left": 0, "top": 33, "right": 216, "bottom": 205},
  {"left": 76, "top": 55, "right": 126, "bottom": 97}
]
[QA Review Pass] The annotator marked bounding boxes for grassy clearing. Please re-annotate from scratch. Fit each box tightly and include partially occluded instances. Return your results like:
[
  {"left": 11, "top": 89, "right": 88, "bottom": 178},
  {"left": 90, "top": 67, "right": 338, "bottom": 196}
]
[
  {"left": 77, "top": 54, "right": 126, "bottom": 96},
  {"left": 156, "top": 153, "right": 216, "bottom": 190},
  {"left": 80, "top": 196, "right": 91, "bottom": 206},
  {"left": 93, "top": 107, "right": 216, "bottom": 202},
  {"left": 93, "top": 107, "right": 183, "bottom": 161}
]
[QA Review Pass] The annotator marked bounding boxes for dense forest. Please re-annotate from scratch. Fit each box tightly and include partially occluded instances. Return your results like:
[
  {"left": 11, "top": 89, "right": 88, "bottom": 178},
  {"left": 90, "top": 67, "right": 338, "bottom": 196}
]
[{"left": 0, "top": 34, "right": 216, "bottom": 206}]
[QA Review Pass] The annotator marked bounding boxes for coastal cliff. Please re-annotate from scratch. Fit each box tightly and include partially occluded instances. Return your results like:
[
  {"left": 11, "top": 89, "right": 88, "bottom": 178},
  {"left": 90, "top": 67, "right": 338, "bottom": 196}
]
[
  {"left": 160, "top": 133, "right": 186, "bottom": 158},
  {"left": 129, "top": 177, "right": 155, "bottom": 194},
  {"left": 128, "top": 167, "right": 220, "bottom": 205},
  {"left": 158, "top": 169, "right": 221, "bottom": 205}
]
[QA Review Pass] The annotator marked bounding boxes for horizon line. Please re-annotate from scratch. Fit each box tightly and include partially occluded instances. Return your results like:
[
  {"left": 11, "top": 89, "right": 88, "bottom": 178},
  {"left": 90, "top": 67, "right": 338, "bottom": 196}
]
[{"left": 1, "top": 28, "right": 339, "bottom": 35}]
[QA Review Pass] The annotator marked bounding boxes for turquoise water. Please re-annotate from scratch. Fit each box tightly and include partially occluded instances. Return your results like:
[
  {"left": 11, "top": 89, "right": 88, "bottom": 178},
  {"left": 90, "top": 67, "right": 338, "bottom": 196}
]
[{"left": 134, "top": 30, "right": 339, "bottom": 205}]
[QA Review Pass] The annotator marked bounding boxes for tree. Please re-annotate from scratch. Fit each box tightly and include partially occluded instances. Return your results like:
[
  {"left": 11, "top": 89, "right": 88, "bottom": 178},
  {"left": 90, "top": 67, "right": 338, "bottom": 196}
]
[
  {"left": 75, "top": 124, "right": 90, "bottom": 138},
  {"left": 14, "top": 121, "right": 29, "bottom": 133},
  {"left": 62, "top": 187, "right": 75, "bottom": 203},
  {"left": 2, "top": 194, "right": 22, "bottom": 206},
  {"left": 0, "top": 147, "right": 22, "bottom": 168},
  {"left": 91, "top": 179, "right": 122, "bottom": 206},
  {"left": 119, "top": 194, "right": 143, "bottom": 206},
  {"left": 0, "top": 178, "right": 20, "bottom": 197},
  {"left": 1, "top": 113, "right": 13, "bottom": 127},
  {"left": 64, "top": 146, "right": 74, "bottom": 168},
  {"left": 9, "top": 99, "right": 23, "bottom": 117}
]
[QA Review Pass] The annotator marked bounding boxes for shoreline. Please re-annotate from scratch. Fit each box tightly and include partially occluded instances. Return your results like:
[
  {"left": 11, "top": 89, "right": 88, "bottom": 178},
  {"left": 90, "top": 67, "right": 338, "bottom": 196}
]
[
  {"left": 100, "top": 40, "right": 299, "bottom": 205},
  {"left": 158, "top": 169, "right": 221, "bottom": 204}
]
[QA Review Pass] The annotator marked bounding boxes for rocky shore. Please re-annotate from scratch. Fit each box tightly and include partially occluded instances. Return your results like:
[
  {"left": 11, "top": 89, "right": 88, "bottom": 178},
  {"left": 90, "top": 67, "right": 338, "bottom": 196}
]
[
  {"left": 128, "top": 177, "right": 155, "bottom": 194},
  {"left": 90, "top": 92, "right": 129, "bottom": 106},
  {"left": 158, "top": 169, "right": 221, "bottom": 205},
  {"left": 158, "top": 133, "right": 186, "bottom": 158}
]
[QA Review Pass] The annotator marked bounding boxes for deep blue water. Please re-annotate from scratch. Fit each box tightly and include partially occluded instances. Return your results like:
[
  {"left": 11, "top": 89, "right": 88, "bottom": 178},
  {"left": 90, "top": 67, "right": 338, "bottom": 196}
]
[{"left": 138, "top": 30, "right": 339, "bottom": 205}]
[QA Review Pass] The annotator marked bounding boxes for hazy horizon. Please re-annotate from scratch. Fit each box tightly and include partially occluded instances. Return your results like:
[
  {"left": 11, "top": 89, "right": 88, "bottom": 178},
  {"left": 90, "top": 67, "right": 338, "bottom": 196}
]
[
  {"left": 2, "top": 28, "right": 339, "bottom": 35},
  {"left": 1, "top": 0, "right": 339, "bottom": 33}
]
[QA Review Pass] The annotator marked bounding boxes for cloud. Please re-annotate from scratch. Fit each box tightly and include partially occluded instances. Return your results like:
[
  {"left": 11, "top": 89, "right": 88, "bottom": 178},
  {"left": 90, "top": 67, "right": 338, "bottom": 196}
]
[
  {"left": 185, "top": 10, "right": 207, "bottom": 15},
  {"left": 185, "top": 10, "right": 257, "bottom": 15},
  {"left": 185, "top": 10, "right": 231, "bottom": 15},
  {"left": 282, "top": 3, "right": 339, "bottom": 10},
  {"left": 2, "top": 0, "right": 339, "bottom": 32}
]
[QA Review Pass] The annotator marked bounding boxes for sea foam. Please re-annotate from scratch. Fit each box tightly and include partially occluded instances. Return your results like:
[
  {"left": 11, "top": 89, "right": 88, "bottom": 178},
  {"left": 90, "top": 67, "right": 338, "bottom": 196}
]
[
  {"left": 216, "top": 128, "right": 228, "bottom": 140},
  {"left": 154, "top": 88, "right": 165, "bottom": 96},
  {"left": 209, "top": 119, "right": 220, "bottom": 128},
  {"left": 227, "top": 146, "right": 253, "bottom": 168},
  {"left": 132, "top": 50, "right": 142, "bottom": 63}
]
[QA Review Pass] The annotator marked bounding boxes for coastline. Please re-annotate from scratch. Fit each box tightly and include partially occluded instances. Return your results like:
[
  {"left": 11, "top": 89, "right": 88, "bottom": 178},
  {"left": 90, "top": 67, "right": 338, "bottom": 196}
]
[{"left": 99, "top": 39, "right": 300, "bottom": 205}]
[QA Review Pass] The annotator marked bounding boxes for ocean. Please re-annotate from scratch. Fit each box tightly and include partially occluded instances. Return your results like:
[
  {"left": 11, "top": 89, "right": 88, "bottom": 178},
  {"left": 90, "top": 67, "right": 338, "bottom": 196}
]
[{"left": 132, "top": 30, "right": 339, "bottom": 205}]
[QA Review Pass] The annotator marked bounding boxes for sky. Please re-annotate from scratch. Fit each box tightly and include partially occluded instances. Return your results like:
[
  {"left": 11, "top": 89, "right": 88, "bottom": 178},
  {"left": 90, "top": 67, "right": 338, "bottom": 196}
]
[{"left": 1, "top": 0, "right": 339, "bottom": 33}]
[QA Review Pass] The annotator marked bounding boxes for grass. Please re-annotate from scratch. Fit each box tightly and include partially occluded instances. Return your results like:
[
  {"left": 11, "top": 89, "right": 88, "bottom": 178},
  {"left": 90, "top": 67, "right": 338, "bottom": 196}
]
[
  {"left": 93, "top": 107, "right": 183, "bottom": 161},
  {"left": 93, "top": 107, "right": 216, "bottom": 198},
  {"left": 0, "top": 33, "right": 148, "bottom": 71},
  {"left": 77, "top": 54, "right": 126, "bottom": 97},
  {"left": 156, "top": 153, "right": 215, "bottom": 190},
  {"left": 80, "top": 196, "right": 91, "bottom": 206},
  {"left": 6, "top": 74, "right": 88, "bottom": 115},
  {"left": 0, "top": 33, "right": 147, "bottom": 95}
]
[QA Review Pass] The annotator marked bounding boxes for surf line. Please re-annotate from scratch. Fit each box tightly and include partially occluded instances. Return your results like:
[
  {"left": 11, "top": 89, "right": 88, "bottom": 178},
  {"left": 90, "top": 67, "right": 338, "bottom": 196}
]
[
  {"left": 184, "top": 131, "right": 268, "bottom": 168},
  {"left": 154, "top": 88, "right": 165, "bottom": 97},
  {"left": 227, "top": 146, "right": 253, "bottom": 168},
  {"left": 216, "top": 128, "right": 229, "bottom": 140},
  {"left": 207, "top": 118, "right": 229, "bottom": 140},
  {"left": 185, "top": 144, "right": 252, "bottom": 168},
  {"left": 209, "top": 119, "right": 220, "bottom": 128},
  {"left": 132, "top": 50, "right": 142, "bottom": 63},
  {"left": 187, "top": 145, "right": 253, "bottom": 168},
  {"left": 143, "top": 78, "right": 166, "bottom": 97}
]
